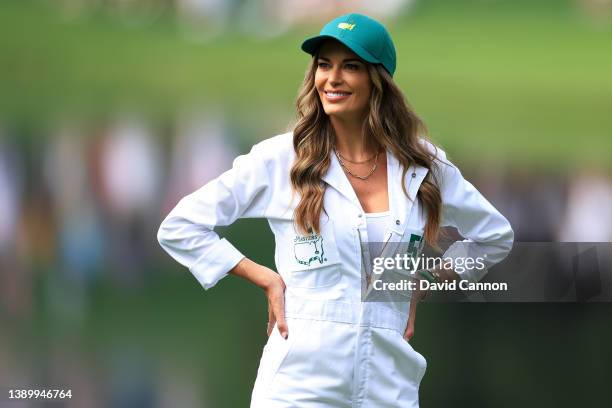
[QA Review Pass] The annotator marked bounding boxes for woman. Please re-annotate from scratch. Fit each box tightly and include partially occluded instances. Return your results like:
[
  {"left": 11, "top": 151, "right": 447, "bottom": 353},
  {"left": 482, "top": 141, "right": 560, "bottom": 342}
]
[{"left": 158, "top": 13, "right": 514, "bottom": 407}]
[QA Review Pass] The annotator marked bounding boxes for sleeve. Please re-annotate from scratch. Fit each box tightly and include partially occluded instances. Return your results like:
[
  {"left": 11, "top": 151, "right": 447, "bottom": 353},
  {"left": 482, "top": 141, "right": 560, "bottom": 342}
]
[
  {"left": 157, "top": 143, "right": 272, "bottom": 290},
  {"left": 436, "top": 154, "right": 514, "bottom": 283}
]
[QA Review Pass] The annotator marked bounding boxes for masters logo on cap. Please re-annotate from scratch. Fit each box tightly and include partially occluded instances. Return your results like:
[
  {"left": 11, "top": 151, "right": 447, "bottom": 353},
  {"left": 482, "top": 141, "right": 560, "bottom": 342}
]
[{"left": 338, "top": 23, "right": 356, "bottom": 31}]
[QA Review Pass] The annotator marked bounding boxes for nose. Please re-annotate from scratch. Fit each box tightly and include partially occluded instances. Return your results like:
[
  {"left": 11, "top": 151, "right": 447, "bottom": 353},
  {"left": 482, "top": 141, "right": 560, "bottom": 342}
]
[{"left": 328, "top": 65, "right": 343, "bottom": 86}]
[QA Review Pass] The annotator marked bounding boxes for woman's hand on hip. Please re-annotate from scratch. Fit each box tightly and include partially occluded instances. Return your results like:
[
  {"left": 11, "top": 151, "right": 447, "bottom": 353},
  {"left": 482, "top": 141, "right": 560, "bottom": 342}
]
[
  {"left": 264, "top": 273, "right": 288, "bottom": 339},
  {"left": 404, "top": 276, "right": 428, "bottom": 342},
  {"left": 404, "top": 266, "right": 460, "bottom": 341},
  {"left": 229, "top": 258, "right": 288, "bottom": 339},
  {"left": 404, "top": 290, "right": 419, "bottom": 341}
]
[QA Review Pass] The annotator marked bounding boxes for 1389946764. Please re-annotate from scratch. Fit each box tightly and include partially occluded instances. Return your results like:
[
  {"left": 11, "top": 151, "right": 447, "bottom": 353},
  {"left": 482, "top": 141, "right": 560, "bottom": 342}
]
[{"left": 6, "top": 388, "right": 72, "bottom": 400}]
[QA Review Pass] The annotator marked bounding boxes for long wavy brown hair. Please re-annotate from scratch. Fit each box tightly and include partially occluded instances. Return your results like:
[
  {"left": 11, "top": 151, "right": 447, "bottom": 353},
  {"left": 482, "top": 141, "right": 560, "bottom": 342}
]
[{"left": 290, "top": 56, "right": 444, "bottom": 247}]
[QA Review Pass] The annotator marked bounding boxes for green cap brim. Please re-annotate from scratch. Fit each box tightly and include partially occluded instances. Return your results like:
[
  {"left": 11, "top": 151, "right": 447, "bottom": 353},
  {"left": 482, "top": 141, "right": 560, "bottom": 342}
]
[{"left": 301, "top": 35, "right": 379, "bottom": 66}]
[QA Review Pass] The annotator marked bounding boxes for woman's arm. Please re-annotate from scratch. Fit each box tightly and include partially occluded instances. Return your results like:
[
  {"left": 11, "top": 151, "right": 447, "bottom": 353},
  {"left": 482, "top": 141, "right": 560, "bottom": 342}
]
[
  {"left": 157, "top": 142, "right": 273, "bottom": 290},
  {"left": 436, "top": 152, "right": 515, "bottom": 283},
  {"left": 158, "top": 143, "right": 291, "bottom": 338},
  {"left": 404, "top": 151, "right": 514, "bottom": 340}
]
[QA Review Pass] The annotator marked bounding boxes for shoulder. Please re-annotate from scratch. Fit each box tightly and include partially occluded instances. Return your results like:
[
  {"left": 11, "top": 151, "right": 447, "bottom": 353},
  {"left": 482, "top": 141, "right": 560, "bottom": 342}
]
[
  {"left": 253, "top": 131, "right": 294, "bottom": 158},
  {"left": 254, "top": 132, "right": 293, "bottom": 151},
  {"left": 415, "top": 138, "right": 464, "bottom": 191},
  {"left": 248, "top": 131, "right": 295, "bottom": 176},
  {"left": 417, "top": 137, "right": 451, "bottom": 165}
]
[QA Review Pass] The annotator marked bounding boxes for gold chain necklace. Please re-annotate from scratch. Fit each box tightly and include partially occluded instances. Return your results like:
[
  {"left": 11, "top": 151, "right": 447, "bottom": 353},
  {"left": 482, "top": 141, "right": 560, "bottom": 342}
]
[
  {"left": 334, "top": 149, "right": 379, "bottom": 181},
  {"left": 336, "top": 150, "right": 377, "bottom": 164}
]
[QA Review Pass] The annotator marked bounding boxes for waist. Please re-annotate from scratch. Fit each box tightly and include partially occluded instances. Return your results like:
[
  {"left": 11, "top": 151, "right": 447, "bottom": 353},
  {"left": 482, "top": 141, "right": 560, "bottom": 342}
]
[{"left": 284, "top": 296, "right": 408, "bottom": 334}]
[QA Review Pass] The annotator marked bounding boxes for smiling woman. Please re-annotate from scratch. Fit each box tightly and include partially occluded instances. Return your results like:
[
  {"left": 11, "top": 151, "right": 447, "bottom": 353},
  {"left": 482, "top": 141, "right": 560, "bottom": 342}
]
[
  {"left": 157, "top": 12, "right": 514, "bottom": 408},
  {"left": 312, "top": 42, "right": 384, "bottom": 184},
  {"left": 315, "top": 44, "right": 372, "bottom": 120}
]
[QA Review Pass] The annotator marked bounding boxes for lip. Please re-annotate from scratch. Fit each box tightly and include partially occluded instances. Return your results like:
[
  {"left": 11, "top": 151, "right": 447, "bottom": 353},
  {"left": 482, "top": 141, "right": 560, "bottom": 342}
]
[{"left": 324, "top": 90, "right": 352, "bottom": 102}]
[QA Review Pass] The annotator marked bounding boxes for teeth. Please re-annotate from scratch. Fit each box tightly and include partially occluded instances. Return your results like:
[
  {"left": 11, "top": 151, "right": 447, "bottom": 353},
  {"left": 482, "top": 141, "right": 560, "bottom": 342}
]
[{"left": 327, "top": 92, "right": 350, "bottom": 97}]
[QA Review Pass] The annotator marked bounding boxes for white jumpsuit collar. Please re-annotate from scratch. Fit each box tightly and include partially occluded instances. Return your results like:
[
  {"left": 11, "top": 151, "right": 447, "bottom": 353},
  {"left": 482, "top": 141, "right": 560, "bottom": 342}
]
[
  {"left": 321, "top": 148, "right": 362, "bottom": 209},
  {"left": 322, "top": 148, "right": 430, "bottom": 238}
]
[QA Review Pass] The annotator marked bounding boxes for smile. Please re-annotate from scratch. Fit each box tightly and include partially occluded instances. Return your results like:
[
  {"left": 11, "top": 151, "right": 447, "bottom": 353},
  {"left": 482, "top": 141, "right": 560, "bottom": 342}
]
[
  {"left": 325, "top": 91, "right": 351, "bottom": 96},
  {"left": 324, "top": 91, "right": 351, "bottom": 101}
]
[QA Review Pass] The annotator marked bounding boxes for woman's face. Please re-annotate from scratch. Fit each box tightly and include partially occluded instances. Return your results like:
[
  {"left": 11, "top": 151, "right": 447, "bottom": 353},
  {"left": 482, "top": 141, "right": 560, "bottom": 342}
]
[{"left": 314, "top": 40, "right": 372, "bottom": 122}]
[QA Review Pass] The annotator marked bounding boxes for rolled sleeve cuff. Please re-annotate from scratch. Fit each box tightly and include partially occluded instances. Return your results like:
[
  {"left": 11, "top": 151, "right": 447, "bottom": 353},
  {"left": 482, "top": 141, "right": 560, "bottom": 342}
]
[
  {"left": 189, "top": 238, "right": 245, "bottom": 290},
  {"left": 442, "top": 241, "right": 489, "bottom": 284}
]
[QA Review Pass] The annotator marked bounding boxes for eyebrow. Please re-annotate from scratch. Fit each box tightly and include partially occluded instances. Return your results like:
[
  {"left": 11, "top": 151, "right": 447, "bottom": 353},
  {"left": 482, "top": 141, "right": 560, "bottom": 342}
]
[{"left": 317, "top": 56, "right": 363, "bottom": 63}]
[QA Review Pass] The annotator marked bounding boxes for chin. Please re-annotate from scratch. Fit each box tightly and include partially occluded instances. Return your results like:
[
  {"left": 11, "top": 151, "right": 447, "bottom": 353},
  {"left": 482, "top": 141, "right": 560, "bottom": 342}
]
[
  {"left": 324, "top": 109, "right": 343, "bottom": 117},
  {"left": 323, "top": 106, "right": 349, "bottom": 118}
]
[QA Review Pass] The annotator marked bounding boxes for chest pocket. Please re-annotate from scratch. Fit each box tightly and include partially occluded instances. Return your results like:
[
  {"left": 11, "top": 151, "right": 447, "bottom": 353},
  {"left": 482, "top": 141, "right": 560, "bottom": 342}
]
[
  {"left": 285, "top": 219, "right": 342, "bottom": 289},
  {"left": 378, "top": 228, "right": 426, "bottom": 281}
]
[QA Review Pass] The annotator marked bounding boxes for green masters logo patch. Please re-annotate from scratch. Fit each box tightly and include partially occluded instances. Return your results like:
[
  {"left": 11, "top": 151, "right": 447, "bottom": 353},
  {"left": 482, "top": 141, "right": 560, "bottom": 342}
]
[
  {"left": 337, "top": 22, "right": 356, "bottom": 31},
  {"left": 294, "top": 234, "right": 327, "bottom": 266}
]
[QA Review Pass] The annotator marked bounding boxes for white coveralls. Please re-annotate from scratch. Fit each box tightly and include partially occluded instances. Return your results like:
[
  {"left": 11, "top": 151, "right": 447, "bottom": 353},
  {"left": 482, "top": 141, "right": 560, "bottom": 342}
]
[{"left": 157, "top": 132, "right": 514, "bottom": 407}]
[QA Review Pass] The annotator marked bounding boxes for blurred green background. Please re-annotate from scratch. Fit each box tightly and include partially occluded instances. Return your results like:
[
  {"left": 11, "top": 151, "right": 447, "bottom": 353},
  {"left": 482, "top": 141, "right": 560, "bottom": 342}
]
[{"left": 1, "top": 0, "right": 611, "bottom": 407}]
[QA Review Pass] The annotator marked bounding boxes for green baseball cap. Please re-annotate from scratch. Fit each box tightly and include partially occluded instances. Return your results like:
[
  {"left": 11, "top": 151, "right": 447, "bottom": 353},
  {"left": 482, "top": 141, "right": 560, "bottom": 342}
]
[{"left": 301, "top": 13, "right": 397, "bottom": 76}]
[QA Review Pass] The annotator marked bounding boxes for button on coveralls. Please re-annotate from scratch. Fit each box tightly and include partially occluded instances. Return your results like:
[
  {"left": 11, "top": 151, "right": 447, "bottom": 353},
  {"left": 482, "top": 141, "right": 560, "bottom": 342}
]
[{"left": 157, "top": 132, "right": 514, "bottom": 407}]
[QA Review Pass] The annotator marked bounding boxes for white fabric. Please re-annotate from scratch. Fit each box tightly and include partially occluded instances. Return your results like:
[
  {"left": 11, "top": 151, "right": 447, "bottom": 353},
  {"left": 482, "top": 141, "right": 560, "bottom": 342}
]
[
  {"left": 157, "top": 132, "right": 514, "bottom": 407},
  {"left": 365, "top": 211, "right": 390, "bottom": 258}
]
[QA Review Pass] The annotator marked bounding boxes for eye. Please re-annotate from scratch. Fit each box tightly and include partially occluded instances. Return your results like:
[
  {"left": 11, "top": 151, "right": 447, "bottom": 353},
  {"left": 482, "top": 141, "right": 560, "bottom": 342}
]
[
  {"left": 345, "top": 63, "right": 360, "bottom": 71},
  {"left": 317, "top": 61, "right": 331, "bottom": 69}
]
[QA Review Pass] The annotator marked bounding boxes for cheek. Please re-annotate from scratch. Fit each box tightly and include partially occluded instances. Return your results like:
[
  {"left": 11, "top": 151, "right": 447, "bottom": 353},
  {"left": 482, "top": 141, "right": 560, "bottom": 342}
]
[
  {"left": 314, "top": 72, "right": 326, "bottom": 91},
  {"left": 356, "top": 86, "right": 372, "bottom": 108},
  {"left": 349, "top": 75, "right": 371, "bottom": 105}
]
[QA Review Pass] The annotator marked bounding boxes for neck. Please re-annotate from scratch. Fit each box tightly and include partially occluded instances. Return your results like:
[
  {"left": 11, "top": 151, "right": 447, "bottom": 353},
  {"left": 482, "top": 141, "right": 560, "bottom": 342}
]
[{"left": 330, "top": 115, "right": 377, "bottom": 161}]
